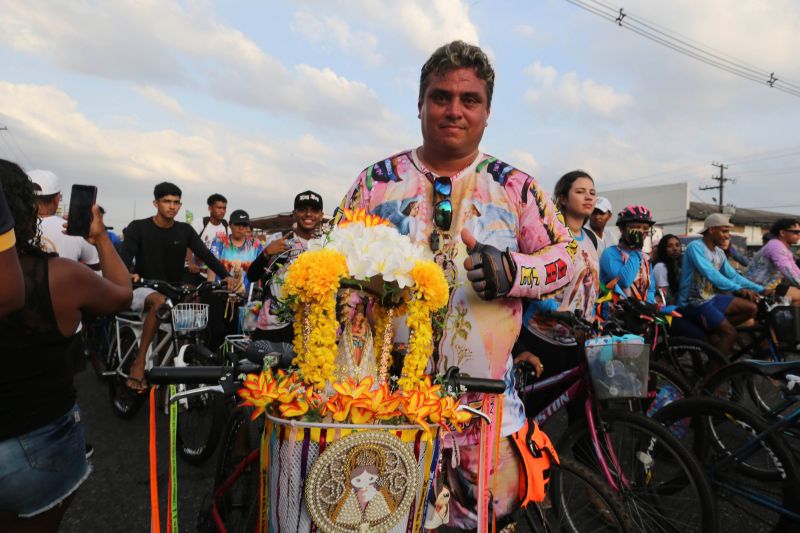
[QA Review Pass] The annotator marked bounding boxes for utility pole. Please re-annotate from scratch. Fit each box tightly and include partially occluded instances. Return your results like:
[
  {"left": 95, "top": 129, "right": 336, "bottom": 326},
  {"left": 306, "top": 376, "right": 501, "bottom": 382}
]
[{"left": 699, "top": 162, "right": 734, "bottom": 213}]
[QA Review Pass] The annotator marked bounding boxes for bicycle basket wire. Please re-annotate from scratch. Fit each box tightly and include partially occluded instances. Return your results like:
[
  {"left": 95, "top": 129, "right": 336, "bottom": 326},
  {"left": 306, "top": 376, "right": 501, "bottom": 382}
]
[
  {"left": 585, "top": 334, "right": 650, "bottom": 400},
  {"left": 172, "top": 303, "right": 209, "bottom": 333}
]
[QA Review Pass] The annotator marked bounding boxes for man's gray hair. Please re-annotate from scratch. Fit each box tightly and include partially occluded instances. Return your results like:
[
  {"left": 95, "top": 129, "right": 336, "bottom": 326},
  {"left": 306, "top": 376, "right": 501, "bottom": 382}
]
[{"left": 419, "top": 40, "right": 495, "bottom": 108}]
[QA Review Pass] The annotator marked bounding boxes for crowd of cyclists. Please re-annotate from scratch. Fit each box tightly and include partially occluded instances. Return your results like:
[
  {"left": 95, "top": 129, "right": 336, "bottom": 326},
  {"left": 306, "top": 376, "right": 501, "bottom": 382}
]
[{"left": 1, "top": 39, "right": 800, "bottom": 533}]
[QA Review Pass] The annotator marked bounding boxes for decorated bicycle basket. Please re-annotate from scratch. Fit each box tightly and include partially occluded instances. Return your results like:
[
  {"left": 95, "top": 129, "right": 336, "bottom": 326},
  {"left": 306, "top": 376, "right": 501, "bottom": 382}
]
[
  {"left": 237, "top": 210, "right": 473, "bottom": 533},
  {"left": 585, "top": 334, "right": 649, "bottom": 399}
]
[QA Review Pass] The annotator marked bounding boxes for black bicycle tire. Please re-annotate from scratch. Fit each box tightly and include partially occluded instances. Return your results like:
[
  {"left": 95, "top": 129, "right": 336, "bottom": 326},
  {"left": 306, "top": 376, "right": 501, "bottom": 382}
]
[
  {"left": 653, "top": 396, "right": 800, "bottom": 532},
  {"left": 212, "top": 405, "right": 262, "bottom": 533},
  {"left": 557, "top": 408, "right": 718, "bottom": 533},
  {"left": 705, "top": 359, "right": 800, "bottom": 420},
  {"left": 175, "top": 342, "right": 225, "bottom": 465},
  {"left": 107, "top": 325, "right": 146, "bottom": 419},
  {"left": 546, "top": 457, "right": 636, "bottom": 533},
  {"left": 655, "top": 336, "right": 728, "bottom": 388}
]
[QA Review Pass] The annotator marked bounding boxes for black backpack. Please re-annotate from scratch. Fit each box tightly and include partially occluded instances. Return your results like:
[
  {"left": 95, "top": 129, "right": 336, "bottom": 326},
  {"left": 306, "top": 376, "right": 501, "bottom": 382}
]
[{"left": 201, "top": 216, "right": 229, "bottom": 236}]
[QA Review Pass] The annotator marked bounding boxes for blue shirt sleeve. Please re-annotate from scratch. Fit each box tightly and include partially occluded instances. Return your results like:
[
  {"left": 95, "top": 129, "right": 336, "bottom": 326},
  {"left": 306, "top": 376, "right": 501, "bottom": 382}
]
[
  {"left": 684, "top": 241, "right": 743, "bottom": 293},
  {"left": 600, "top": 246, "right": 642, "bottom": 294}
]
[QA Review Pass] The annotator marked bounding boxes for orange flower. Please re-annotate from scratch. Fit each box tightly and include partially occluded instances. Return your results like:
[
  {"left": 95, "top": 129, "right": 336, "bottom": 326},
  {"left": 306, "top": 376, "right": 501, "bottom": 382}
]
[
  {"left": 339, "top": 208, "right": 390, "bottom": 228},
  {"left": 237, "top": 371, "right": 280, "bottom": 420},
  {"left": 324, "top": 377, "right": 375, "bottom": 422},
  {"left": 438, "top": 395, "right": 474, "bottom": 432},
  {"left": 357, "top": 381, "right": 403, "bottom": 422}
]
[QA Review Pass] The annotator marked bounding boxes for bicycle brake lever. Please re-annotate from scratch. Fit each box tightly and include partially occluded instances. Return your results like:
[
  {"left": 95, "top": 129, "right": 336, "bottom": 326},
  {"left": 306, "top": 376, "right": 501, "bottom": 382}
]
[
  {"left": 168, "top": 384, "right": 224, "bottom": 404},
  {"left": 456, "top": 405, "right": 491, "bottom": 424}
]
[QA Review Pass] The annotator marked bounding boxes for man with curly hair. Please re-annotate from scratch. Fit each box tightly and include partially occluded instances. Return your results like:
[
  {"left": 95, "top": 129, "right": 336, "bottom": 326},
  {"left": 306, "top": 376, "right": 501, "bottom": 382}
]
[{"left": 339, "top": 41, "right": 574, "bottom": 531}]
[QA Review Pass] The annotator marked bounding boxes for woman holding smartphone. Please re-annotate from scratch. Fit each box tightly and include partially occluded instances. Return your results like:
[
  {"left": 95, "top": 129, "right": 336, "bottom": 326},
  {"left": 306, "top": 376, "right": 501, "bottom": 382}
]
[{"left": 0, "top": 160, "right": 132, "bottom": 532}]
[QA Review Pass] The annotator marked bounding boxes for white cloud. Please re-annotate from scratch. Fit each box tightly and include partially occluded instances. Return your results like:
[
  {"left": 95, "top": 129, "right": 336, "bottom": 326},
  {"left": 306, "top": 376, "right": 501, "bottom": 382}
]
[
  {"left": 316, "top": 0, "right": 480, "bottom": 53},
  {"left": 291, "top": 10, "right": 382, "bottom": 66},
  {"left": 0, "top": 1, "right": 399, "bottom": 135},
  {"left": 135, "top": 86, "right": 185, "bottom": 115},
  {"left": 524, "top": 61, "right": 632, "bottom": 117},
  {"left": 0, "top": 82, "right": 406, "bottom": 229},
  {"left": 509, "top": 150, "right": 542, "bottom": 175}
]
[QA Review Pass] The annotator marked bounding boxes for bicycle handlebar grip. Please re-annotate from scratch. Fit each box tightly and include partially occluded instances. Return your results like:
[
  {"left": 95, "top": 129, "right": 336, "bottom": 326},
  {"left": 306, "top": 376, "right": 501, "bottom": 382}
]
[
  {"left": 147, "top": 366, "right": 227, "bottom": 384},
  {"left": 455, "top": 375, "right": 507, "bottom": 394}
]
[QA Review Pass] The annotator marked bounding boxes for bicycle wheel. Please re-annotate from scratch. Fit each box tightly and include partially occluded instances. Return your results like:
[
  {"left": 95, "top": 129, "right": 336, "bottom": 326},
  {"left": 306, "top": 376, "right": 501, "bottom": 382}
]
[
  {"left": 654, "top": 336, "right": 728, "bottom": 388},
  {"left": 107, "top": 325, "right": 146, "bottom": 419},
  {"left": 543, "top": 457, "right": 635, "bottom": 533},
  {"left": 213, "top": 406, "right": 262, "bottom": 533},
  {"left": 176, "top": 343, "right": 225, "bottom": 465},
  {"left": 705, "top": 361, "right": 800, "bottom": 420},
  {"left": 557, "top": 409, "right": 718, "bottom": 533},
  {"left": 653, "top": 397, "right": 800, "bottom": 532}
]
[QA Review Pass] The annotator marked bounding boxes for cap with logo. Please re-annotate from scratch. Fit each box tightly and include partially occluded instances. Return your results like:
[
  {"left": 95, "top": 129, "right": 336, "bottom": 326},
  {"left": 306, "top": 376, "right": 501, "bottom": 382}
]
[
  {"left": 229, "top": 209, "right": 250, "bottom": 226},
  {"left": 702, "top": 213, "right": 734, "bottom": 233},
  {"left": 594, "top": 196, "right": 612, "bottom": 214},
  {"left": 294, "top": 190, "right": 323, "bottom": 211},
  {"left": 28, "top": 170, "right": 61, "bottom": 196}
]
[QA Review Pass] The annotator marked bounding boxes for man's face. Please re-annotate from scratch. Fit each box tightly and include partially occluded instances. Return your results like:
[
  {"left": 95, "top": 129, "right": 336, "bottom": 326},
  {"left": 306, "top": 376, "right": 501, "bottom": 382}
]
[
  {"left": 209, "top": 201, "right": 227, "bottom": 221},
  {"left": 590, "top": 209, "right": 611, "bottom": 231},
  {"left": 154, "top": 195, "right": 182, "bottom": 220},
  {"left": 709, "top": 226, "right": 731, "bottom": 247},
  {"left": 781, "top": 224, "right": 800, "bottom": 245},
  {"left": 230, "top": 223, "right": 248, "bottom": 240},
  {"left": 418, "top": 68, "right": 490, "bottom": 159},
  {"left": 294, "top": 205, "right": 322, "bottom": 231}
]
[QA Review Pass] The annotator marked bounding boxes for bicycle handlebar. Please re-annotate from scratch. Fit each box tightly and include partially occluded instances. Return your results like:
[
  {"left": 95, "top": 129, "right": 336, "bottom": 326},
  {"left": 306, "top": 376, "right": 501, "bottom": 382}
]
[
  {"left": 443, "top": 366, "right": 506, "bottom": 394},
  {"left": 148, "top": 366, "right": 229, "bottom": 384}
]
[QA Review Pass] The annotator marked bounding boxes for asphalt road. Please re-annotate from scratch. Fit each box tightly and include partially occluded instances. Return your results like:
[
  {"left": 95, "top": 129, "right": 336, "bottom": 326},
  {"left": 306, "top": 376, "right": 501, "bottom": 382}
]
[{"left": 61, "top": 369, "right": 218, "bottom": 533}]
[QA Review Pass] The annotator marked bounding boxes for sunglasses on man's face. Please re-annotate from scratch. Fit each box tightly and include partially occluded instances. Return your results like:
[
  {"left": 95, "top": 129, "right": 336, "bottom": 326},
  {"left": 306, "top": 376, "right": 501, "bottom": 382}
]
[{"left": 785, "top": 229, "right": 800, "bottom": 235}]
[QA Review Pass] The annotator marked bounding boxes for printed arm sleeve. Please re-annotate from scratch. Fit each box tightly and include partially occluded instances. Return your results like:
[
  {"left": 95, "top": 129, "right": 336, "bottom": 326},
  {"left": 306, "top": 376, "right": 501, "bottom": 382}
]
[
  {"left": 769, "top": 241, "right": 800, "bottom": 287},
  {"left": 685, "top": 243, "right": 747, "bottom": 293},
  {"left": 338, "top": 169, "right": 371, "bottom": 216},
  {"left": 189, "top": 230, "right": 229, "bottom": 279},
  {"left": 506, "top": 176, "right": 574, "bottom": 299},
  {"left": 719, "top": 256, "right": 764, "bottom": 292}
]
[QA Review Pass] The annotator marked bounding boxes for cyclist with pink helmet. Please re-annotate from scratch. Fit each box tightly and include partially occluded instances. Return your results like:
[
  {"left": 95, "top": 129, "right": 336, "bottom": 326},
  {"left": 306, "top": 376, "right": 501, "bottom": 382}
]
[{"left": 599, "top": 204, "right": 657, "bottom": 303}]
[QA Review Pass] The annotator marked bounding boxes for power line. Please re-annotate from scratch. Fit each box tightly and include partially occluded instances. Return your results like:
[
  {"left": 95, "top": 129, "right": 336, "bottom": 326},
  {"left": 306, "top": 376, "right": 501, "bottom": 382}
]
[
  {"left": 564, "top": 0, "right": 800, "bottom": 98},
  {"left": 5, "top": 127, "right": 33, "bottom": 170}
]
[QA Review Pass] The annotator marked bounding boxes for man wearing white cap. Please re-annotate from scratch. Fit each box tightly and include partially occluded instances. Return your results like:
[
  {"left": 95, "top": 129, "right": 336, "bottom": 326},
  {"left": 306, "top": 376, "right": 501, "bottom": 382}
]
[
  {"left": 585, "top": 196, "right": 620, "bottom": 255},
  {"left": 29, "top": 169, "right": 99, "bottom": 269},
  {"left": 677, "top": 212, "right": 765, "bottom": 356}
]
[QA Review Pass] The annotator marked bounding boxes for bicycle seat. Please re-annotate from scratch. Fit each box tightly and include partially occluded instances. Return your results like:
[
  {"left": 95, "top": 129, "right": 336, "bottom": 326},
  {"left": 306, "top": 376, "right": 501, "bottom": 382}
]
[
  {"left": 733, "top": 358, "right": 800, "bottom": 377},
  {"left": 116, "top": 310, "right": 142, "bottom": 321}
]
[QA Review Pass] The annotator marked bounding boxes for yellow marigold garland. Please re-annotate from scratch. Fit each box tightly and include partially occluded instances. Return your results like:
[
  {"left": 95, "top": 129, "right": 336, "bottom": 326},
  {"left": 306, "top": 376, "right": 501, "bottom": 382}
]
[
  {"left": 399, "top": 260, "right": 450, "bottom": 390},
  {"left": 283, "top": 248, "right": 348, "bottom": 389}
]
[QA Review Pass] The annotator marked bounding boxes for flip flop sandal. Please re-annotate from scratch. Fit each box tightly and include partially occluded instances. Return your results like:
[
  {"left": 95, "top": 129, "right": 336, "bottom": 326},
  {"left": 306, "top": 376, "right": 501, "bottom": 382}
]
[{"left": 125, "top": 376, "right": 149, "bottom": 394}]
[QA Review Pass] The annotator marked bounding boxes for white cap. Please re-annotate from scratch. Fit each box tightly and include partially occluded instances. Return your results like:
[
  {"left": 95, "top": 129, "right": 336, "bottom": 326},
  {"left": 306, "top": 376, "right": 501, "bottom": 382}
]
[
  {"left": 595, "top": 196, "right": 612, "bottom": 214},
  {"left": 28, "top": 170, "right": 61, "bottom": 196}
]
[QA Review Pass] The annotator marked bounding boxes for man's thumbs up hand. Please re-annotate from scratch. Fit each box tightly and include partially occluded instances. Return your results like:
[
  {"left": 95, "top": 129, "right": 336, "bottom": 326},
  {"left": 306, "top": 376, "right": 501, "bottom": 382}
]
[{"left": 461, "top": 227, "right": 516, "bottom": 300}]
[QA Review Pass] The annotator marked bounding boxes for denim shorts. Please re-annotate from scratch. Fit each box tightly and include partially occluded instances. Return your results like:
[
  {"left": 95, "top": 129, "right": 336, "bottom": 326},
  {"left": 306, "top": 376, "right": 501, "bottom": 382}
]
[
  {"left": 0, "top": 404, "right": 91, "bottom": 517},
  {"left": 679, "top": 294, "right": 735, "bottom": 331}
]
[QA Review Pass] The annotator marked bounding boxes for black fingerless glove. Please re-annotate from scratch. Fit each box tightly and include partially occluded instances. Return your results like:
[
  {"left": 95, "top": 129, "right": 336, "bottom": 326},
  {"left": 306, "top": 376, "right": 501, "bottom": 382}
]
[{"left": 466, "top": 242, "right": 517, "bottom": 300}]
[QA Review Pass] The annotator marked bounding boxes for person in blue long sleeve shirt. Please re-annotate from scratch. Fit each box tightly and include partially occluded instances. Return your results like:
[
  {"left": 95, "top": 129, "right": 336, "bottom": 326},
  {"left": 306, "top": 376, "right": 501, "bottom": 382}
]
[
  {"left": 677, "top": 213, "right": 765, "bottom": 355},
  {"left": 599, "top": 204, "right": 657, "bottom": 305}
]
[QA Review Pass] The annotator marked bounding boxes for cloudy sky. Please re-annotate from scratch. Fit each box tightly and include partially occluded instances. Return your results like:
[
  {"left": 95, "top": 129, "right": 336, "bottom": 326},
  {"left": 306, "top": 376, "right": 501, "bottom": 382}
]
[{"left": 1, "top": 0, "right": 798, "bottom": 230}]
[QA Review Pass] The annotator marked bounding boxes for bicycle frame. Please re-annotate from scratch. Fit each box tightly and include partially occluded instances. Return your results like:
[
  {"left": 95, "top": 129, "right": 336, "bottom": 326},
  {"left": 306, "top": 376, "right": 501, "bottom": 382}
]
[
  {"left": 522, "top": 364, "right": 630, "bottom": 491},
  {"left": 112, "top": 315, "right": 179, "bottom": 376}
]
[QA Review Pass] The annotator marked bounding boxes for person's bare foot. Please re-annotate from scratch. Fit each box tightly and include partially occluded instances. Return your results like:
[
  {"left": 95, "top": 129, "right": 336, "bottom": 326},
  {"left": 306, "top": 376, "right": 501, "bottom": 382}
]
[{"left": 126, "top": 363, "right": 148, "bottom": 393}]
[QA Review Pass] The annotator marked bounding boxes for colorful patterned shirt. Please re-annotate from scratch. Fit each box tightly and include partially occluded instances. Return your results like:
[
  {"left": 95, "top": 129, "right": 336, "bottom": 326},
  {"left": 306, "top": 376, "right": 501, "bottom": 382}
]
[
  {"left": 678, "top": 239, "right": 763, "bottom": 306},
  {"left": 209, "top": 235, "right": 265, "bottom": 293},
  {"left": 340, "top": 149, "right": 575, "bottom": 440},
  {"left": 523, "top": 228, "right": 600, "bottom": 345},
  {"left": 747, "top": 238, "right": 800, "bottom": 290}
]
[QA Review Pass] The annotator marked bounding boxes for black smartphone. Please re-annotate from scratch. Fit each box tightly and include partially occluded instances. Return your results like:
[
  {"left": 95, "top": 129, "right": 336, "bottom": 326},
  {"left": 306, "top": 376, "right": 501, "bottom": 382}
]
[{"left": 66, "top": 184, "right": 97, "bottom": 237}]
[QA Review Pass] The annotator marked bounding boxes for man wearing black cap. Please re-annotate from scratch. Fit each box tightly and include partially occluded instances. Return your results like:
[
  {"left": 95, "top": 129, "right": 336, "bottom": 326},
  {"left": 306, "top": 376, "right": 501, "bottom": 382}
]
[{"left": 247, "top": 190, "right": 324, "bottom": 342}]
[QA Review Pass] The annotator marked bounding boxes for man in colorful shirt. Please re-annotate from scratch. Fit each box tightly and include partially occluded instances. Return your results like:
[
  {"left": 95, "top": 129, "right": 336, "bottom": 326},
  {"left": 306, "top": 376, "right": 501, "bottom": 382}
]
[
  {"left": 209, "top": 209, "right": 264, "bottom": 294},
  {"left": 678, "top": 213, "right": 765, "bottom": 355},
  {"left": 747, "top": 218, "right": 800, "bottom": 305},
  {"left": 339, "top": 40, "right": 574, "bottom": 530}
]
